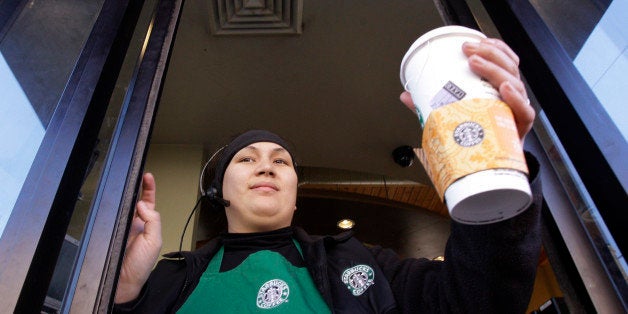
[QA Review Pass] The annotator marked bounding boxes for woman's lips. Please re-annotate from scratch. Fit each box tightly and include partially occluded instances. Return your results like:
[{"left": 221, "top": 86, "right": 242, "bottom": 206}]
[{"left": 250, "top": 182, "right": 278, "bottom": 191}]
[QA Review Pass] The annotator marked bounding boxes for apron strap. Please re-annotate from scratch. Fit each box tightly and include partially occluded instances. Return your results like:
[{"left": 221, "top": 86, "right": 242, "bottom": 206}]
[{"left": 206, "top": 245, "right": 224, "bottom": 273}]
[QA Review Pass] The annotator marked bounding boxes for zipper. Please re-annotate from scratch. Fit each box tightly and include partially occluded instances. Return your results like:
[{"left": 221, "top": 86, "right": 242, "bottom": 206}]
[{"left": 171, "top": 253, "right": 191, "bottom": 313}]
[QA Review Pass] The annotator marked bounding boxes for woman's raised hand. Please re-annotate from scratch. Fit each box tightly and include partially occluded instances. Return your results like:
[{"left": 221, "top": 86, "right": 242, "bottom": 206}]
[{"left": 115, "top": 173, "right": 163, "bottom": 304}]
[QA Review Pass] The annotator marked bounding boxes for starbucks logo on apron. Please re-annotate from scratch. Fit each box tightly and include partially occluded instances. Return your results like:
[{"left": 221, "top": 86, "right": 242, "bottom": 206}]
[
  {"left": 341, "top": 264, "right": 375, "bottom": 296},
  {"left": 256, "top": 279, "right": 290, "bottom": 309}
]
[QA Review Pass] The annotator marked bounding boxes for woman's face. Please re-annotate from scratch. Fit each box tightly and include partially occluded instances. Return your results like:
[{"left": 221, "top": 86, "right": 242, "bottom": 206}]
[{"left": 222, "top": 142, "right": 298, "bottom": 233}]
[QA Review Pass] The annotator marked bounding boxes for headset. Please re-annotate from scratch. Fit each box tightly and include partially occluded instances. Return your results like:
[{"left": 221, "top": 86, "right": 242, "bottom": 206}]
[{"left": 178, "top": 146, "right": 230, "bottom": 254}]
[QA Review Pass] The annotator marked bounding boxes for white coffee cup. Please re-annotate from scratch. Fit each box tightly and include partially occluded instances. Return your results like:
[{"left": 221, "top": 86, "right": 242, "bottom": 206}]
[
  {"left": 400, "top": 26, "right": 500, "bottom": 126},
  {"left": 400, "top": 26, "right": 532, "bottom": 224}
]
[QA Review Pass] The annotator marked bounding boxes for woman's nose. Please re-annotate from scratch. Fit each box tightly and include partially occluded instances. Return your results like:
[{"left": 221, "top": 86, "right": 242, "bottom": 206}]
[{"left": 256, "top": 159, "right": 275, "bottom": 175}]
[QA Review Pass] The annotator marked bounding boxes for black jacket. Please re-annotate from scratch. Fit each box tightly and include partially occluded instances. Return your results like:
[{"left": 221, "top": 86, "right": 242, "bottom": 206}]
[{"left": 114, "top": 156, "right": 542, "bottom": 313}]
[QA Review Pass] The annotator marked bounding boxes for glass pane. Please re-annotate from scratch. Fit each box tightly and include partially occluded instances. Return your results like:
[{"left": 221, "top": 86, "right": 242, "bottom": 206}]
[
  {"left": 0, "top": 1, "right": 107, "bottom": 312},
  {"left": 0, "top": 1, "right": 104, "bottom": 238},
  {"left": 529, "top": 0, "right": 608, "bottom": 59},
  {"left": 573, "top": 0, "right": 628, "bottom": 141},
  {"left": 530, "top": 0, "right": 627, "bottom": 141}
]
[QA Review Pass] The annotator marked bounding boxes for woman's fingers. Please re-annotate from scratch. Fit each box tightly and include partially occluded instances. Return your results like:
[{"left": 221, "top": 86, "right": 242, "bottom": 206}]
[
  {"left": 463, "top": 38, "right": 533, "bottom": 142},
  {"left": 500, "top": 81, "right": 535, "bottom": 141},
  {"left": 468, "top": 54, "right": 526, "bottom": 96},
  {"left": 126, "top": 173, "right": 162, "bottom": 251},
  {"left": 463, "top": 38, "right": 520, "bottom": 78},
  {"left": 463, "top": 39, "right": 526, "bottom": 96},
  {"left": 136, "top": 198, "right": 162, "bottom": 245},
  {"left": 139, "top": 173, "right": 156, "bottom": 210}
]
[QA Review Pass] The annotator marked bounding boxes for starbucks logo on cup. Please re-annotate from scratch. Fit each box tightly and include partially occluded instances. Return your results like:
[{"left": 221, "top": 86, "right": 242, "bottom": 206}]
[{"left": 453, "top": 121, "right": 484, "bottom": 147}]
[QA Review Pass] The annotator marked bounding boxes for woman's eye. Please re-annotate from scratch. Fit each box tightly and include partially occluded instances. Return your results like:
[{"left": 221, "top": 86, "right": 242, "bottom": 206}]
[
  {"left": 274, "top": 159, "right": 290, "bottom": 165},
  {"left": 239, "top": 157, "right": 254, "bottom": 162}
]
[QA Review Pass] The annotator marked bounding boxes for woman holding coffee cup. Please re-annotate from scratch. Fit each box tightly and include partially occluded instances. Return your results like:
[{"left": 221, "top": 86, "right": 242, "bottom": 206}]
[
  {"left": 401, "top": 27, "right": 535, "bottom": 225},
  {"left": 114, "top": 37, "right": 540, "bottom": 313}
]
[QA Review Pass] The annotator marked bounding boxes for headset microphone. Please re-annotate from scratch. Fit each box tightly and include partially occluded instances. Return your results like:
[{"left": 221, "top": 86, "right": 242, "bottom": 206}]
[{"left": 206, "top": 186, "right": 231, "bottom": 207}]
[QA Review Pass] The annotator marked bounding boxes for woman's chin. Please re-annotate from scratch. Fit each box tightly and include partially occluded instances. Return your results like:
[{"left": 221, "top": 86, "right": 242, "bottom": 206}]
[{"left": 252, "top": 208, "right": 293, "bottom": 226}]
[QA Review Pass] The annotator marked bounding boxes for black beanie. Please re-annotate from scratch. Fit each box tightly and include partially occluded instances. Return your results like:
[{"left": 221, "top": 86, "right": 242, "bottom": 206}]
[{"left": 209, "top": 130, "right": 296, "bottom": 200}]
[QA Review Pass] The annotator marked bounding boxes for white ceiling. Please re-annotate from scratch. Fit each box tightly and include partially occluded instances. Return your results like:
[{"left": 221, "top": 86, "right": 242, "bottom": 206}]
[{"left": 151, "top": 0, "right": 445, "bottom": 184}]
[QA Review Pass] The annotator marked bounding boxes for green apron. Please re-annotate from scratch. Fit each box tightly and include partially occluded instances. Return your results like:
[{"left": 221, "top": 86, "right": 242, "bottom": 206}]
[{"left": 177, "top": 241, "right": 330, "bottom": 313}]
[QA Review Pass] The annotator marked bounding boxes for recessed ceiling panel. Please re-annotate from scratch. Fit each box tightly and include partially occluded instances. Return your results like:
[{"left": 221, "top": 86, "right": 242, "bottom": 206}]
[{"left": 210, "top": 0, "right": 303, "bottom": 35}]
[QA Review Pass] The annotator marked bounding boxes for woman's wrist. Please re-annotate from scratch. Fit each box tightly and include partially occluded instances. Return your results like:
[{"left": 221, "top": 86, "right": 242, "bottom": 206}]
[{"left": 114, "top": 281, "right": 143, "bottom": 304}]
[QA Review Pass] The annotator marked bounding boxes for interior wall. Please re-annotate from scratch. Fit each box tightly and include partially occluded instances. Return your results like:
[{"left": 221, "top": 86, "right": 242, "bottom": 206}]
[
  {"left": 144, "top": 144, "right": 203, "bottom": 255},
  {"left": 294, "top": 196, "right": 450, "bottom": 259}
]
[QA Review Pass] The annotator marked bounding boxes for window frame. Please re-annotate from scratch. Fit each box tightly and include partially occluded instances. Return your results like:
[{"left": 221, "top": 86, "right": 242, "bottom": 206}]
[
  {"left": 439, "top": 0, "right": 627, "bottom": 311},
  {"left": 68, "top": 0, "right": 184, "bottom": 311},
  {"left": 475, "top": 0, "right": 626, "bottom": 310},
  {"left": 0, "top": 0, "right": 148, "bottom": 311}
]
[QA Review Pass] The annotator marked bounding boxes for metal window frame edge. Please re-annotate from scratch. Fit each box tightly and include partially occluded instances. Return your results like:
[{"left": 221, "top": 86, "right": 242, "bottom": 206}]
[{"left": 66, "top": 0, "right": 185, "bottom": 312}]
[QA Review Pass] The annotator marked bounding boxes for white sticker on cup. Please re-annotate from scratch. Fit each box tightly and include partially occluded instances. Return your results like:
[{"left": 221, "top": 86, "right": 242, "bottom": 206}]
[{"left": 430, "top": 81, "right": 467, "bottom": 110}]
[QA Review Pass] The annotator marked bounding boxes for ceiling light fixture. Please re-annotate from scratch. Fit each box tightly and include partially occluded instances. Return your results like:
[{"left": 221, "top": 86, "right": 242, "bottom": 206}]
[{"left": 337, "top": 219, "right": 355, "bottom": 230}]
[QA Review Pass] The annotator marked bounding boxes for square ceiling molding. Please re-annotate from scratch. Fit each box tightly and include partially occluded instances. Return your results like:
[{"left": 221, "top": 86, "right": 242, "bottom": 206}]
[{"left": 209, "top": 0, "right": 303, "bottom": 35}]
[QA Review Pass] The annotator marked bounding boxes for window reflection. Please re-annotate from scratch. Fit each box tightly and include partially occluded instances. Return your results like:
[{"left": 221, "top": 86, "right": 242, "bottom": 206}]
[
  {"left": 530, "top": 0, "right": 627, "bottom": 141},
  {"left": 0, "top": 52, "right": 45, "bottom": 236},
  {"left": 0, "top": 0, "right": 104, "bottom": 239},
  {"left": 574, "top": 0, "right": 628, "bottom": 141}
]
